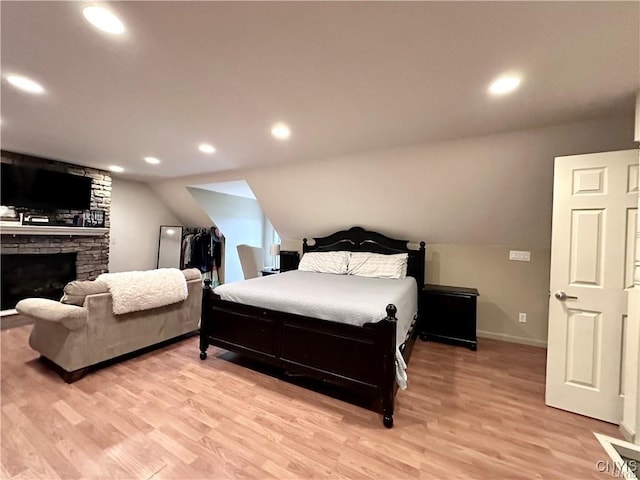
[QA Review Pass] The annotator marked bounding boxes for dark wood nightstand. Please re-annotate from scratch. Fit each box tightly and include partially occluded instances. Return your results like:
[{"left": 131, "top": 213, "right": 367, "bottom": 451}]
[
  {"left": 419, "top": 284, "right": 479, "bottom": 351},
  {"left": 280, "top": 251, "right": 300, "bottom": 272},
  {"left": 261, "top": 268, "right": 280, "bottom": 276}
]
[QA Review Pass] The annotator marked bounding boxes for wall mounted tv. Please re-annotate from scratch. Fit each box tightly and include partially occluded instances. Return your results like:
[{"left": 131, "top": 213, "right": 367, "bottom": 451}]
[{"left": 1, "top": 163, "right": 92, "bottom": 210}]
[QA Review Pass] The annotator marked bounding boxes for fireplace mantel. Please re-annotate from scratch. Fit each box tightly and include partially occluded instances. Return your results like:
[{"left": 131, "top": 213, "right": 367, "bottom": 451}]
[{"left": 0, "top": 224, "right": 108, "bottom": 236}]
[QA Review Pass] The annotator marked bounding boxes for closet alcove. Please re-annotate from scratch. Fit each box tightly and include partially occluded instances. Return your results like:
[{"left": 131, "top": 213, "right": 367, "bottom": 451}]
[{"left": 157, "top": 225, "right": 224, "bottom": 286}]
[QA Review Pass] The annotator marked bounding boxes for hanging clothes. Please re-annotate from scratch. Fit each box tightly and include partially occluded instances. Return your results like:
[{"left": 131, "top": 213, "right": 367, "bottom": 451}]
[
  {"left": 212, "top": 227, "right": 223, "bottom": 271},
  {"left": 191, "top": 232, "right": 211, "bottom": 272},
  {"left": 181, "top": 227, "right": 224, "bottom": 287}
]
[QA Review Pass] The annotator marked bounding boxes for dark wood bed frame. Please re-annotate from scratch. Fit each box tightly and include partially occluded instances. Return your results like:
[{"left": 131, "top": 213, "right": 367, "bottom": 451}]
[{"left": 199, "top": 226, "right": 426, "bottom": 428}]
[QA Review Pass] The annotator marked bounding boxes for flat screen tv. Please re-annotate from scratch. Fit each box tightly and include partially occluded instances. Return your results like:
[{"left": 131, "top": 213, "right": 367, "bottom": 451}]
[{"left": 1, "top": 163, "right": 92, "bottom": 210}]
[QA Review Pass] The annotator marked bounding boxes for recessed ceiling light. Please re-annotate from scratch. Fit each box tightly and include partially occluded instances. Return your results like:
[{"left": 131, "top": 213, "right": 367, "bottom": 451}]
[
  {"left": 5, "top": 75, "right": 45, "bottom": 94},
  {"left": 198, "top": 143, "right": 216, "bottom": 154},
  {"left": 82, "top": 6, "right": 125, "bottom": 35},
  {"left": 144, "top": 156, "right": 161, "bottom": 165},
  {"left": 109, "top": 165, "right": 124, "bottom": 173},
  {"left": 166, "top": 228, "right": 176, "bottom": 235},
  {"left": 488, "top": 75, "right": 522, "bottom": 96},
  {"left": 271, "top": 122, "right": 291, "bottom": 140}
]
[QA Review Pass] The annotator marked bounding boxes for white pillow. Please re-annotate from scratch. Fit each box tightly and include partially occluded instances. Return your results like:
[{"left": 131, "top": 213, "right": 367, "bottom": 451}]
[
  {"left": 298, "top": 251, "right": 350, "bottom": 275},
  {"left": 347, "top": 252, "right": 408, "bottom": 279}
]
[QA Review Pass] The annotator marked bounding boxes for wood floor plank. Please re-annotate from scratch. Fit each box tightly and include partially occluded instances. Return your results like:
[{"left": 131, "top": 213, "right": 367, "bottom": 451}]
[
  {"left": 52, "top": 399, "right": 85, "bottom": 426},
  {"left": 1, "top": 404, "right": 82, "bottom": 479},
  {"left": 147, "top": 427, "right": 199, "bottom": 464},
  {"left": 102, "top": 441, "right": 158, "bottom": 480},
  {"left": 1, "top": 412, "right": 30, "bottom": 478},
  {"left": 1, "top": 326, "right": 621, "bottom": 479}
]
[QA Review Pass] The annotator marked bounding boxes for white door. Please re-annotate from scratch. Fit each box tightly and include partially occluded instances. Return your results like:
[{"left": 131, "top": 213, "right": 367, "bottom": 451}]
[{"left": 546, "top": 149, "right": 638, "bottom": 424}]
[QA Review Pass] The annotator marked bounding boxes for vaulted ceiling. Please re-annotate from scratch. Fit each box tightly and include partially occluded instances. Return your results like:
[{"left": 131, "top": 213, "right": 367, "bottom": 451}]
[{"left": 1, "top": 1, "right": 638, "bottom": 180}]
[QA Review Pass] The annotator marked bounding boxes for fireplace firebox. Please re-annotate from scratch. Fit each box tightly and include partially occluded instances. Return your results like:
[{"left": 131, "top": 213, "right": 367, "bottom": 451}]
[{"left": 1, "top": 253, "right": 77, "bottom": 310}]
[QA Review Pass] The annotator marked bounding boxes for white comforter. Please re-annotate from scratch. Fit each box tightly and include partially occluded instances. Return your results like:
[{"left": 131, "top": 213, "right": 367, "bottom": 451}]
[{"left": 213, "top": 270, "right": 417, "bottom": 388}]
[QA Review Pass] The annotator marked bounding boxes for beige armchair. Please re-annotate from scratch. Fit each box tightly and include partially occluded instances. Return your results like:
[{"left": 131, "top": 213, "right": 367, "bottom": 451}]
[
  {"left": 236, "top": 244, "right": 264, "bottom": 279},
  {"left": 16, "top": 269, "right": 202, "bottom": 382}
]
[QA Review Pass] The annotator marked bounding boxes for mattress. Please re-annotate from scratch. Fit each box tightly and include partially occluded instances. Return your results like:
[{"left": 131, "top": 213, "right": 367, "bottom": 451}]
[{"left": 213, "top": 270, "right": 418, "bottom": 388}]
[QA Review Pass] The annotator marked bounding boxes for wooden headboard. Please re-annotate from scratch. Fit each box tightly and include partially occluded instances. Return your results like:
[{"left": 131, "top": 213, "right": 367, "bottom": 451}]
[{"left": 303, "top": 226, "right": 426, "bottom": 287}]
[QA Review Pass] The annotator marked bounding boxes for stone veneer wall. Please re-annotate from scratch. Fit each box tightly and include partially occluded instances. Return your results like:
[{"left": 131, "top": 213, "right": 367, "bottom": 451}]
[{"left": 0, "top": 150, "right": 111, "bottom": 280}]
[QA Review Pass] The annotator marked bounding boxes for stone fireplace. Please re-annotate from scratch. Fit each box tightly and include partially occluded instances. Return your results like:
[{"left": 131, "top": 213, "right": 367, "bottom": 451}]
[{"left": 0, "top": 150, "right": 112, "bottom": 311}]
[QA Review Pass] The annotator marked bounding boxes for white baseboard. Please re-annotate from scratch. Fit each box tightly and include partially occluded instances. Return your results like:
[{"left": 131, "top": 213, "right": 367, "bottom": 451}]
[
  {"left": 477, "top": 330, "right": 547, "bottom": 348},
  {"left": 620, "top": 421, "right": 636, "bottom": 443}
]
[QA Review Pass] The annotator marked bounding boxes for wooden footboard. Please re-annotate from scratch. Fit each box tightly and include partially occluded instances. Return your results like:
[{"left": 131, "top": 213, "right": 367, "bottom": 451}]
[
  {"left": 199, "top": 283, "right": 399, "bottom": 428},
  {"left": 199, "top": 226, "right": 425, "bottom": 428}
]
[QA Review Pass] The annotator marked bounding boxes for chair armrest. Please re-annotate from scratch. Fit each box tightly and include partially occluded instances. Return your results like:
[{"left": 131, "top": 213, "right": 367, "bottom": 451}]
[{"left": 16, "top": 298, "right": 88, "bottom": 330}]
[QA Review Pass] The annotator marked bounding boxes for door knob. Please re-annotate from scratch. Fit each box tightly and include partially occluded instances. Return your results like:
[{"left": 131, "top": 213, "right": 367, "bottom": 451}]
[{"left": 554, "top": 291, "right": 578, "bottom": 301}]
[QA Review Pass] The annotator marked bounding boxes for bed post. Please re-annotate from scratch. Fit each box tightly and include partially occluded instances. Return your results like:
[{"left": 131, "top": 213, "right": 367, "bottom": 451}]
[
  {"left": 418, "top": 241, "right": 426, "bottom": 287},
  {"left": 382, "top": 303, "right": 397, "bottom": 428},
  {"left": 199, "top": 278, "right": 212, "bottom": 360}
]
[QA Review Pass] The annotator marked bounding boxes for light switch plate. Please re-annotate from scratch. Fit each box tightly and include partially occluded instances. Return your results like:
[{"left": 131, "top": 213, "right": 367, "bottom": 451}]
[{"left": 509, "top": 250, "right": 531, "bottom": 262}]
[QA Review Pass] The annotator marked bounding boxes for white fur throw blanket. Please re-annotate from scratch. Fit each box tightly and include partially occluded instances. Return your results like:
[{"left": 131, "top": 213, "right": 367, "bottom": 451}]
[{"left": 97, "top": 268, "right": 189, "bottom": 315}]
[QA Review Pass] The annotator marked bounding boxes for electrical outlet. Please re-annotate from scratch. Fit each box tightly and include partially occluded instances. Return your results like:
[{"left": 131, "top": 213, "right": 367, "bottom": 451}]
[
  {"left": 509, "top": 250, "right": 531, "bottom": 262},
  {"left": 519, "top": 312, "right": 527, "bottom": 323}
]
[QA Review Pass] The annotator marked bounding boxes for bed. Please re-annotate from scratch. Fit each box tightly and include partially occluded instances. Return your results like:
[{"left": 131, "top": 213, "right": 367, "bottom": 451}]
[{"left": 199, "top": 226, "right": 426, "bottom": 428}]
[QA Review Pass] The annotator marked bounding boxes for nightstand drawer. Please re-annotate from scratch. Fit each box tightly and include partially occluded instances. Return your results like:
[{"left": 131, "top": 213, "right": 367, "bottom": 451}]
[{"left": 419, "top": 284, "right": 479, "bottom": 350}]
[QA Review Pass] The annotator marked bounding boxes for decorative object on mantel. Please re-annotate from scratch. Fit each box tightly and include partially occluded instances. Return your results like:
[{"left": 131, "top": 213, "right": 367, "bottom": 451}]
[
  {"left": 23, "top": 214, "right": 50, "bottom": 225},
  {"left": 0, "top": 206, "right": 19, "bottom": 223},
  {"left": 83, "top": 209, "right": 105, "bottom": 228}
]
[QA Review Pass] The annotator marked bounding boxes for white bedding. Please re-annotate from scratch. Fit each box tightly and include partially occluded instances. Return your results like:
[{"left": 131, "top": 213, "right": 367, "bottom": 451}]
[{"left": 213, "top": 270, "right": 417, "bottom": 388}]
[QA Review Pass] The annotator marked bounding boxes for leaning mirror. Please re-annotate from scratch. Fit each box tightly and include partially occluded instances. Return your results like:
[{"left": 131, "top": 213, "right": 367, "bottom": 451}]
[{"left": 157, "top": 226, "right": 183, "bottom": 268}]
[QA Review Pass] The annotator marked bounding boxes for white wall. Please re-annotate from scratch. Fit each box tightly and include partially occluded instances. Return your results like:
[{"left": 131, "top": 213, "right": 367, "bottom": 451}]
[
  {"left": 109, "top": 178, "right": 181, "bottom": 272},
  {"left": 148, "top": 115, "right": 636, "bottom": 344},
  {"left": 150, "top": 179, "right": 213, "bottom": 228},
  {"left": 151, "top": 115, "right": 635, "bottom": 250},
  {"left": 188, "top": 187, "right": 265, "bottom": 283}
]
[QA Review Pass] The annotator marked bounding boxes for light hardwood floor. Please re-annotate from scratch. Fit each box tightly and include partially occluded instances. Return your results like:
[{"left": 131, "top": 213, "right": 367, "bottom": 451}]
[{"left": 1, "top": 326, "right": 619, "bottom": 479}]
